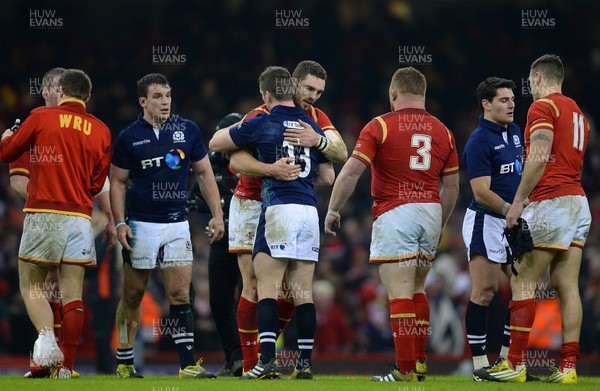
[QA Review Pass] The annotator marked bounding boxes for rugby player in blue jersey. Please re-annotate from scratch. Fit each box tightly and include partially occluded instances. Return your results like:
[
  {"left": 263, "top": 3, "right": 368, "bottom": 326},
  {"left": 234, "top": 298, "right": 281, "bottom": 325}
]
[
  {"left": 210, "top": 66, "right": 335, "bottom": 379},
  {"left": 462, "top": 78, "right": 532, "bottom": 380},
  {"left": 110, "top": 73, "right": 224, "bottom": 379}
]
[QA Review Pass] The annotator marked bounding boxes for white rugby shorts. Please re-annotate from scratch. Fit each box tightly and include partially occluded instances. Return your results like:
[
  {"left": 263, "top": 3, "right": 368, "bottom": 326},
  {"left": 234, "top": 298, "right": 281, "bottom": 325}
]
[
  {"left": 228, "top": 196, "right": 262, "bottom": 254},
  {"left": 253, "top": 204, "right": 320, "bottom": 262},
  {"left": 370, "top": 203, "right": 442, "bottom": 264},
  {"left": 125, "top": 220, "right": 192, "bottom": 269},
  {"left": 522, "top": 195, "right": 591, "bottom": 251},
  {"left": 19, "top": 213, "right": 96, "bottom": 266},
  {"left": 462, "top": 208, "right": 509, "bottom": 263}
]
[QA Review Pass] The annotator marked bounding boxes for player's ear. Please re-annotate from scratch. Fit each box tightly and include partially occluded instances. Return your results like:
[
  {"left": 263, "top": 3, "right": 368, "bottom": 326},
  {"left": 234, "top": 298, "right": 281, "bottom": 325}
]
[
  {"left": 481, "top": 99, "right": 491, "bottom": 111},
  {"left": 139, "top": 96, "right": 146, "bottom": 108}
]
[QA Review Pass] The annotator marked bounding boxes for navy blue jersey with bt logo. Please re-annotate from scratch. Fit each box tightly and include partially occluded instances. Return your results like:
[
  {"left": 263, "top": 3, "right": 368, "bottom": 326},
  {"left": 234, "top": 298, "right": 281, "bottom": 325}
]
[
  {"left": 112, "top": 114, "right": 207, "bottom": 223},
  {"left": 463, "top": 116, "right": 523, "bottom": 218},
  {"left": 229, "top": 105, "right": 328, "bottom": 208}
]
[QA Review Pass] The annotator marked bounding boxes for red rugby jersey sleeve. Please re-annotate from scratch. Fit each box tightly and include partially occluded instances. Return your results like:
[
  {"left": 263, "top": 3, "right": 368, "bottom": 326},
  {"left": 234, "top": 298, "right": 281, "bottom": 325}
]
[
  {"left": 0, "top": 111, "right": 39, "bottom": 163},
  {"left": 242, "top": 105, "right": 269, "bottom": 121},
  {"left": 527, "top": 99, "right": 556, "bottom": 134},
  {"left": 441, "top": 127, "right": 459, "bottom": 176},
  {"left": 91, "top": 131, "right": 112, "bottom": 196},
  {"left": 314, "top": 108, "right": 336, "bottom": 132},
  {"left": 351, "top": 119, "right": 381, "bottom": 165},
  {"left": 9, "top": 150, "right": 32, "bottom": 177}
]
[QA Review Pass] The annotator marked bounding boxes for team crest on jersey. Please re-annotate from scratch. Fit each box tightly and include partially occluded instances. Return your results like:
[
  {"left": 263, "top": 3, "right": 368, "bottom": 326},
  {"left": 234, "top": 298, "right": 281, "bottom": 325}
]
[
  {"left": 283, "top": 120, "right": 304, "bottom": 130},
  {"left": 173, "top": 131, "right": 185, "bottom": 143},
  {"left": 513, "top": 135, "right": 521, "bottom": 147}
]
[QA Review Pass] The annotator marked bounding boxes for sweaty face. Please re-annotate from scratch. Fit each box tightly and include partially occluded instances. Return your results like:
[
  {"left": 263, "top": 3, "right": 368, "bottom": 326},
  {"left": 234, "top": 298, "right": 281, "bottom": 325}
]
[
  {"left": 141, "top": 84, "right": 171, "bottom": 125},
  {"left": 485, "top": 87, "right": 515, "bottom": 126},
  {"left": 43, "top": 75, "right": 62, "bottom": 107},
  {"left": 294, "top": 75, "right": 325, "bottom": 110}
]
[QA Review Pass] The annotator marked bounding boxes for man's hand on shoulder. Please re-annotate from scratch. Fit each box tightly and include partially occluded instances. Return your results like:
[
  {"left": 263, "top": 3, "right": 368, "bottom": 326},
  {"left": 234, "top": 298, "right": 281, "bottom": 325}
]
[{"left": 284, "top": 119, "right": 320, "bottom": 148}]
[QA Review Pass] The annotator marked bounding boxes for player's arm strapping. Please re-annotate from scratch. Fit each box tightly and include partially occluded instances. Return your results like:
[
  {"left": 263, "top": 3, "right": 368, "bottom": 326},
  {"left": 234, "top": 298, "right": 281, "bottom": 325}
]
[{"left": 283, "top": 119, "right": 348, "bottom": 163}]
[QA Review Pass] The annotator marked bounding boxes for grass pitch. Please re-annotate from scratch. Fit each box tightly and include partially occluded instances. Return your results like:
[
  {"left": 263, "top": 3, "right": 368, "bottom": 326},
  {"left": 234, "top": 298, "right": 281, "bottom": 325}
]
[{"left": 1, "top": 375, "right": 600, "bottom": 391}]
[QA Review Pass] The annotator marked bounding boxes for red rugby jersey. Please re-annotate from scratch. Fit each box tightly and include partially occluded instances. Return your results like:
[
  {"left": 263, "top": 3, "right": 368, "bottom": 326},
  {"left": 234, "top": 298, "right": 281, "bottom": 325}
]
[
  {"left": 524, "top": 93, "right": 589, "bottom": 202},
  {"left": 0, "top": 99, "right": 112, "bottom": 219},
  {"left": 352, "top": 108, "right": 458, "bottom": 220},
  {"left": 233, "top": 104, "right": 338, "bottom": 200},
  {"left": 8, "top": 150, "right": 32, "bottom": 178}
]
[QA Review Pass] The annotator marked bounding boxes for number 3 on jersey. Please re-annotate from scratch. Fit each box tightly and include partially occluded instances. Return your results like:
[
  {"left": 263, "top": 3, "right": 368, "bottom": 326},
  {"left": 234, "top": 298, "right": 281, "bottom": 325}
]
[
  {"left": 283, "top": 140, "right": 311, "bottom": 178},
  {"left": 409, "top": 134, "right": 432, "bottom": 170}
]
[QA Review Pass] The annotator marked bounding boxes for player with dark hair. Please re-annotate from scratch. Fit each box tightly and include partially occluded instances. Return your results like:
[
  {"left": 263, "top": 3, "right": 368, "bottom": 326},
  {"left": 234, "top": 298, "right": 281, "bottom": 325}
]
[
  {"left": 324, "top": 66, "right": 459, "bottom": 382},
  {"left": 188, "top": 112, "right": 299, "bottom": 377},
  {"left": 111, "top": 73, "right": 224, "bottom": 379},
  {"left": 217, "top": 60, "right": 347, "bottom": 375},
  {"left": 0, "top": 69, "right": 112, "bottom": 379},
  {"left": 476, "top": 55, "right": 591, "bottom": 384},
  {"left": 462, "top": 77, "right": 523, "bottom": 379},
  {"left": 210, "top": 65, "right": 335, "bottom": 380}
]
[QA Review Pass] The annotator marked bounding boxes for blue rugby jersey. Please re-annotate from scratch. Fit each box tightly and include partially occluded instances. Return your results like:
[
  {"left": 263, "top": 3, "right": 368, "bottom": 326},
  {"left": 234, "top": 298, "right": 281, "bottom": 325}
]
[
  {"left": 112, "top": 114, "right": 207, "bottom": 223},
  {"left": 229, "top": 105, "right": 328, "bottom": 207},
  {"left": 463, "top": 116, "right": 523, "bottom": 218}
]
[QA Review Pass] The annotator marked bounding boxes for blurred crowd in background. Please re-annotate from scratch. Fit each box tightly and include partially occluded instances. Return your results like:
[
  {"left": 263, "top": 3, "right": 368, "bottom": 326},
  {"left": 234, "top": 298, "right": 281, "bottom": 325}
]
[{"left": 0, "top": 0, "right": 599, "bottom": 372}]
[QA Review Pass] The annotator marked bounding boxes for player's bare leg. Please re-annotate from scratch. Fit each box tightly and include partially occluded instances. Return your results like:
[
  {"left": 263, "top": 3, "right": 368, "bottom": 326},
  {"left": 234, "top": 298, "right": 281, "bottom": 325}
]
[
  {"left": 549, "top": 246, "right": 583, "bottom": 381},
  {"left": 18, "top": 261, "right": 53, "bottom": 331},
  {"left": 285, "top": 260, "right": 315, "bottom": 379},
  {"left": 238, "top": 253, "right": 257, "bottom": 302},
  {"left": 44, "top": 268, "right": 62, "bottom": 346},
  {"left": 115, "top": 262, "right": 150, "bottom": 378},
  {"left": 162, "top": 265, "right": 215, "bottom": 378},
  {"left": 413, "top": 257, "right": 431, "bottom": 381},
  {"left": 236, "top": 253, "right": 260, "bottom": 373},
  {"left": 57, "top": 264, "right": 85, "bottom": 376},
  {"left": 376, "top": 262, "right": 417, "bottom": 380}
]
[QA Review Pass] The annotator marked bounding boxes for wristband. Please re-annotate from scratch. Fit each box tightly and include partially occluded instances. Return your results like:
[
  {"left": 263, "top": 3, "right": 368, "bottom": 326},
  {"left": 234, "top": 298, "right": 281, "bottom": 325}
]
[
  {"left": 115, "top": 220, "right": 127, "bottom": 229},
  {"left": 327, "top": 208, "right": 340, "bottom": 217},
  {"left": 317, "top": 136, "right": 329, "bottom": 152},
  {"left": 502, "top": 202, "right": 511, "bottom": 216}
]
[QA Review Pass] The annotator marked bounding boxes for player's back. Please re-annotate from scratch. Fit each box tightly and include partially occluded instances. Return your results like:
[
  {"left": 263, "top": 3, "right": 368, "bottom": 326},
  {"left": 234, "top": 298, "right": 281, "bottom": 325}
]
[
  {"left": 234, "top": 103, "right": 335, "bottom": 202},
  {"left": 230, "top": 105, "right": 328, "bottom": 207},
  {"left": 27, "top": 101, "right": 111, "bottom": 217},
  {"left": 525, "top": 93, "right": 589, "bottom": 201},
  {"left": 356, "top": 108, "right": 458, "bottom": 219}
]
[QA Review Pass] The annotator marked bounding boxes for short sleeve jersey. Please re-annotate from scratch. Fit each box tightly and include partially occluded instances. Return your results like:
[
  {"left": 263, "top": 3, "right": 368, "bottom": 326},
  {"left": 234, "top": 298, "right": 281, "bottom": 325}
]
[
  {"left": 229, "top": 105, "right": 328, "bottom": 207},
  {"left": 352, "top": 108, "right": 459, "bottom": 220},
  {"left": 524, "top": 93, "right": 589, "bottom": 201},
  {"left": 112, "top": 114, "right": 207, "bottom": 223},
  {"left": 463, "top": 116, "right": 523, "bottom": 217},
  {"left": 233, "top": 104, "right": 337, "bottom": 201}
]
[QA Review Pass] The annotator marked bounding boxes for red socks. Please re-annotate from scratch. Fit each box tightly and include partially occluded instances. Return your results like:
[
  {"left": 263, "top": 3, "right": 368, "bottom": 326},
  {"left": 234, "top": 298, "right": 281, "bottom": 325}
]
[
  {"left": 412, "top": 293, "right": 429, "bottom": 361},
  {"left": 61, "top": 300, "right": 84, "bottom": 370},
  {"left": 276, "top": 297, "right": 295, "bottom": 340},
  {"left": 49, "top": 301, "right": 62, "bottom": 346},
  {"left": 237, "top": 296, "right": 258, "bottom": 372},
  {"left": 507, "top": 299, "right": 535, "bottom": 368},
  {"left": 560, "top": 342, "right": 579, "bottom": 371},
  {"left": 390, "top": 298, "right": 416, "bottom": 374}
]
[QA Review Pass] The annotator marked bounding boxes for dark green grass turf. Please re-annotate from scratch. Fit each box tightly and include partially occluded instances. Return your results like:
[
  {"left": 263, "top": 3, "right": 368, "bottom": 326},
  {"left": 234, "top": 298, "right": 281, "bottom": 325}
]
[{"left": 1, "top": 375, "right": 600, "bottom": 391}]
